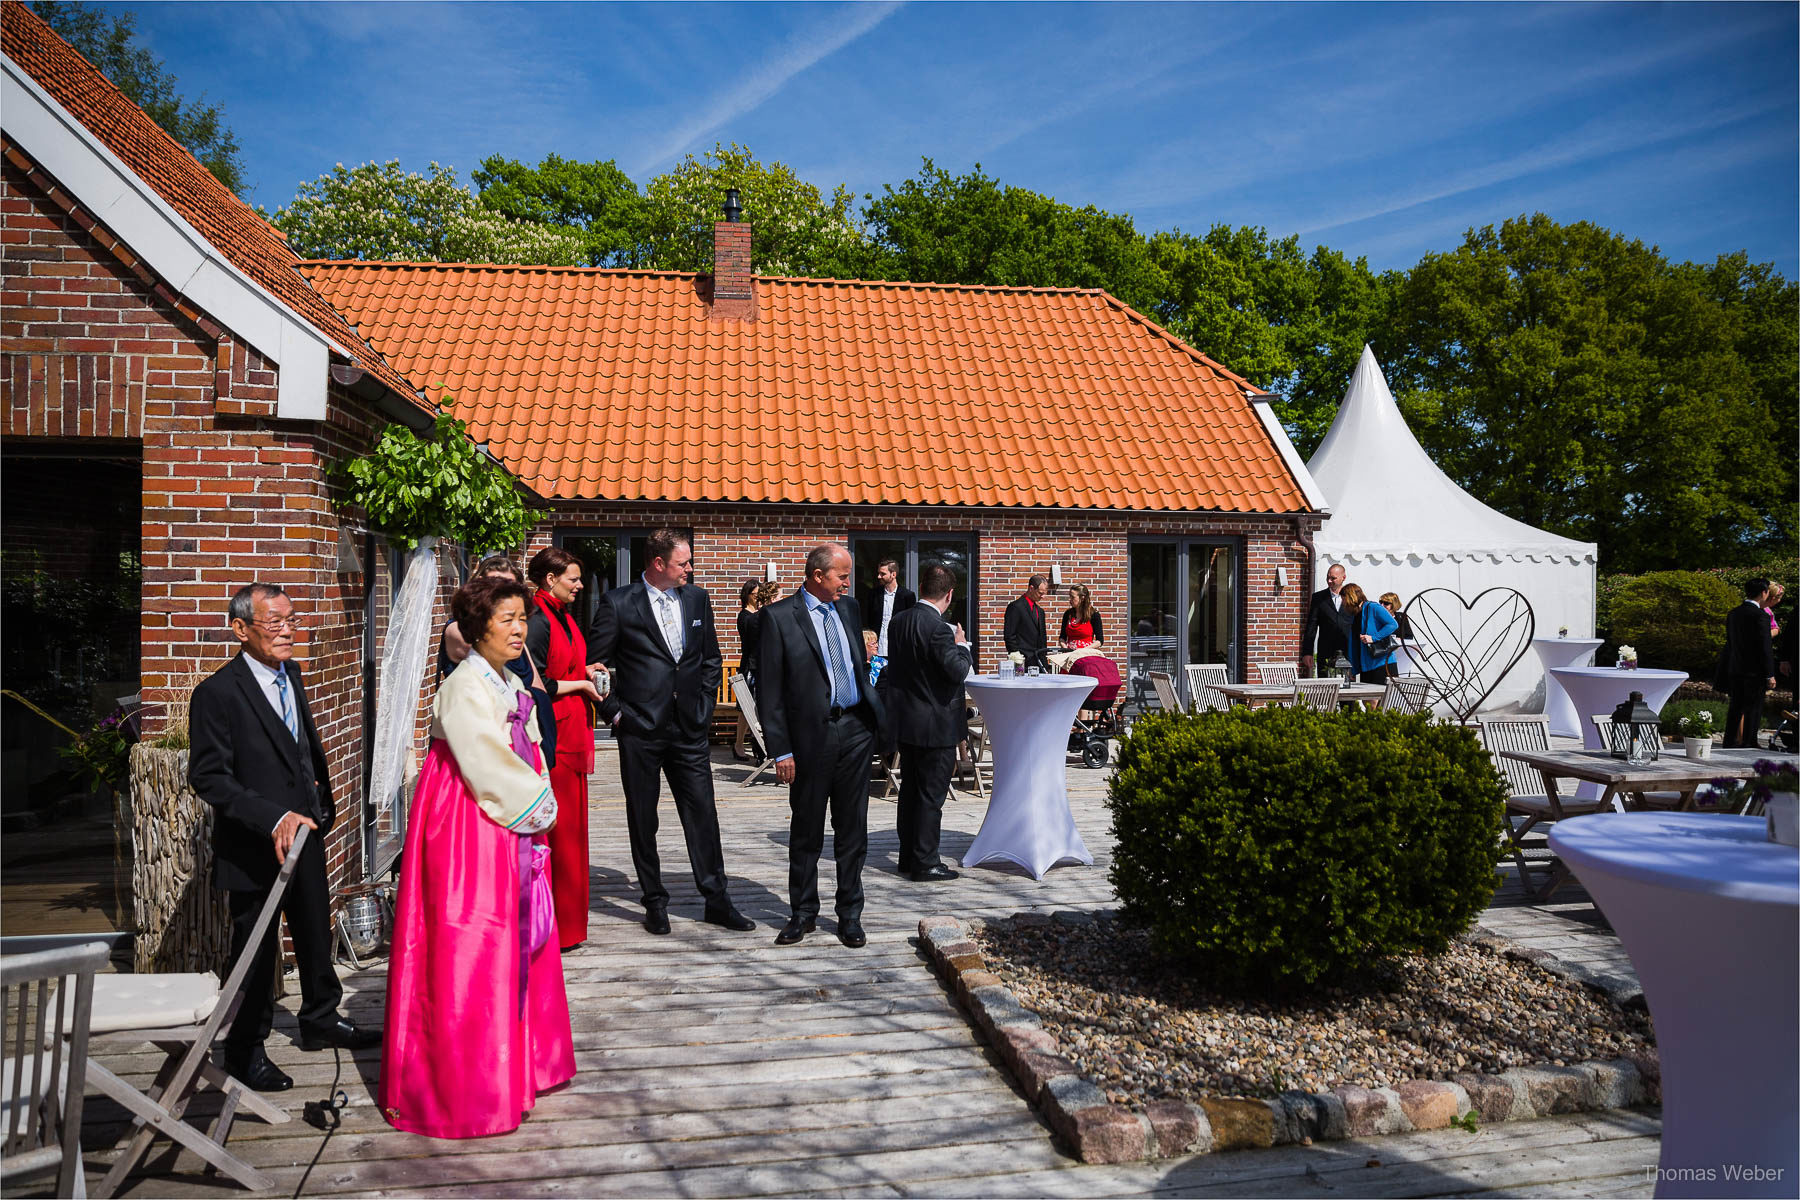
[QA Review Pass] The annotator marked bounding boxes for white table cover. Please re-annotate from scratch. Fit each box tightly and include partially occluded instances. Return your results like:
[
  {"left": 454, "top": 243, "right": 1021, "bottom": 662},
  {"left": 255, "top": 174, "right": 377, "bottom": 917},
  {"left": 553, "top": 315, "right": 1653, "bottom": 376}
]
[
  {"left": 1550, "top": 814, "right": 1797, "bottom": 1197},
  {"left": 962, "top": 675, "right": 1096, "bottom": 879},
  {"left": 1531, "top": 637, "right": 1604, "bottom": 737}
]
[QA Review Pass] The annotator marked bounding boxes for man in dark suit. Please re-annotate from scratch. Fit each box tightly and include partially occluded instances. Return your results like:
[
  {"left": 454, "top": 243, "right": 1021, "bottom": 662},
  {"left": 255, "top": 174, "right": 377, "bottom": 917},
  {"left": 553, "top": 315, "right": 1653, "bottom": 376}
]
[
  {"left": 860, "top": 558, "right": 917, "bottom": 658},
  {"left": 759, "top": 543, "right": 885, "bottom": 948},
  {"left": 886, "top": 563, "right": 970, "bottom": 882},
  {"left": 1722, "top": 577, "right": 1777, "bottom": 749},
  {"left": 588, "top": 529, "right": 754, "bottom": 936},
  {"left": 1002, "top": 574, "right": 1052, "bottom": 673},
  {"left": 1300, "top": 563, "right": 1353, "bottom": 677},
  {"left": 188, "top": 584, "right": 379, "bottom": 1093}
]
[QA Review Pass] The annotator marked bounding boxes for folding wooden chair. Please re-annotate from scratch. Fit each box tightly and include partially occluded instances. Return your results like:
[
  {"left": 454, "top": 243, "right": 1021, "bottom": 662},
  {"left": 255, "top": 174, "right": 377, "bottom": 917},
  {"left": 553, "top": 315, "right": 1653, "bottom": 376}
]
[
  {"left": 1478, "top": 717, "right": 1608, "bottom": 898},
  {"left": 4, "top": 941, "right": 107, "bottom": 1198},
  {"left": 1183, "top": 663, "right": 1231, "bottom": 712},
  {"left": 952, "top": 707, "right": 991, "bottom": 802},
  {"left": 85, "top": 826, "right": 310, "bottom": 1196},
  {"left": 1293, "top": 677, "right": 1342, "bottom": 712},
  {"left": 730, "top": 675, "right": 777, "bottom": 787},
  {"left": 1380, "top": 675, "right": 1433, "bottom": 714},
  {"left": 1253, "top": 662, "right": 1298, "bottom": 688},
  {"left": 1148, "top": 671, "right": 1184, "bottom": 713}
]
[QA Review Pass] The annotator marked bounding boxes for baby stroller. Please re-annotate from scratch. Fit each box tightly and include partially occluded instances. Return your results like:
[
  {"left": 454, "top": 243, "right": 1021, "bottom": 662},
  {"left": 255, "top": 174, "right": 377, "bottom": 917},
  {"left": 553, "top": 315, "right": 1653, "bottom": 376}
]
[{"left": 1063, "top": 654, "right": 1125, "bottom": 768}]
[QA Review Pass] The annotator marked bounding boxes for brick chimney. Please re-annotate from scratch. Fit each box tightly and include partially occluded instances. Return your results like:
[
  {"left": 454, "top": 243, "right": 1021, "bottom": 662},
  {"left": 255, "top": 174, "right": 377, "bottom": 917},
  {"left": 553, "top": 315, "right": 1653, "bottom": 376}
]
[{"left": 710, "top": 187, "right": 755, "bottom": 321}]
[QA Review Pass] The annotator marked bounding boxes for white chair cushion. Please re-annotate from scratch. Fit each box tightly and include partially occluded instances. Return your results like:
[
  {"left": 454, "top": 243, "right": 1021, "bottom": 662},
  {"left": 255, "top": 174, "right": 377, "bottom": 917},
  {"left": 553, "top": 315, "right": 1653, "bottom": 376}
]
[{"left": 88, "top": 972, "right": 220, "bottom": 1033}]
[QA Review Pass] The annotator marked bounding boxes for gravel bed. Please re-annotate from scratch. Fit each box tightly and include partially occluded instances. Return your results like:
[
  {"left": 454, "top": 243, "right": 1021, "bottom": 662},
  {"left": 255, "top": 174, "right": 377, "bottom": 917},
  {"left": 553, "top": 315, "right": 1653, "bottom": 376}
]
[{"left": 975, "top": 916, "right": 1655, "bottom": 1105}]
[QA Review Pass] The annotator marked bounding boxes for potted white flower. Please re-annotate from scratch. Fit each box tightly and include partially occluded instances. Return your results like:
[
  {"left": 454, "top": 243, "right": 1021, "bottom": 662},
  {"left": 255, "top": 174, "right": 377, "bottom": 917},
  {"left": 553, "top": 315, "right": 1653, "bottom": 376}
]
[
  {"left": 1616, "top": 644, "right": 1639, "bottom": 670},
  {"left": 1676, "top": 710, "right": 1716, "bottom": 759}
]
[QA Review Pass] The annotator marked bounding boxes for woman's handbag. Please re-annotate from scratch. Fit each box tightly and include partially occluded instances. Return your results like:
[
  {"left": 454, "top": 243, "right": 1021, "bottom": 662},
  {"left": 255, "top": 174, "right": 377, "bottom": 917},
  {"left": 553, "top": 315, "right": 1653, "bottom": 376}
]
[{"left": 1365, "top": 609, "right": 1398, "bottom": 658}]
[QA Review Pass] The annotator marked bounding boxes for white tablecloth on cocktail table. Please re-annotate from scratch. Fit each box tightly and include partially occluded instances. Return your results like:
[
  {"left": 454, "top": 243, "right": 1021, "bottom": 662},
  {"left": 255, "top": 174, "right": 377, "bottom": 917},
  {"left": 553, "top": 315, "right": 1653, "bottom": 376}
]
[
  {"left": 962, "top": 674, "right": 1096, "bottom": 879},
  {"left": 1531, "top": 637, "right": 1605, "bottom": 737},
  {"left": 1550, "top": 813, "right": 1798, "bottom": 1197}
]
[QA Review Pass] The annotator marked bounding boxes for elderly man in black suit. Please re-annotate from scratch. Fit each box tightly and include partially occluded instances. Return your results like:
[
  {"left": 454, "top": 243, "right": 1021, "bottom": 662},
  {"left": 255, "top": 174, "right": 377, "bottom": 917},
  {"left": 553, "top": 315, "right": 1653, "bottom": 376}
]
[
  {"left": 188, "top": 584, "right": 379, "bottom": 1093},
  {"left": 588, "top": 528, "right": 754, "bottom": 937},
  {"left": 1002, "top": 574, "right": 1052, "bottom": 673},
  {"left": 759, "top": 543, "right": 885, "bottom": 948},
  {"left": 1721, "top": 576, "right": 1778, "bottom": 749},
  {"left": 886, "top": 563, "right": 970, "bottom": 882},
  {"left": 1300, "top": 563, "right": 1354, "bottom": 677}
]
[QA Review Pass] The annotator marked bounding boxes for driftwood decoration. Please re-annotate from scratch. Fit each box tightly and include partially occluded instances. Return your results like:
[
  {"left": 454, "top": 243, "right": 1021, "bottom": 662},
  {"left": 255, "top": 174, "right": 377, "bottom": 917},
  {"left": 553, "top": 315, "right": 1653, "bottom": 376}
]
[{"left": 129, "top": 744, "right": 230, "bottom": 977}]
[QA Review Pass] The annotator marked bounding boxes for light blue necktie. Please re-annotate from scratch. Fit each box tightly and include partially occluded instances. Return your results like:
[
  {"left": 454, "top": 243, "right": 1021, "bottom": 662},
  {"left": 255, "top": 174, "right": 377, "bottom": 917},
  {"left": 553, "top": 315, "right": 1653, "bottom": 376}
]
[
  {"left": 821, "top": 603, "right": 856, "bottom": 708},
  {"left": 273, "top": 665, "right": 299, "bottom": 741}
]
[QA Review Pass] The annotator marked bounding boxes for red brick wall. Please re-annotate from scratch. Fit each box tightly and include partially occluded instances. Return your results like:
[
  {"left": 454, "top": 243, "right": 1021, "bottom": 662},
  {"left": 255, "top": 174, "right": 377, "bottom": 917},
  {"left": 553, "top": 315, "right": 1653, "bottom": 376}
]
[
  {"left": 1, "top": 153, "right": 443, "bottom": 895},
  {"left": 524, "top": 503, "right": 1320, "bottom": 682}
]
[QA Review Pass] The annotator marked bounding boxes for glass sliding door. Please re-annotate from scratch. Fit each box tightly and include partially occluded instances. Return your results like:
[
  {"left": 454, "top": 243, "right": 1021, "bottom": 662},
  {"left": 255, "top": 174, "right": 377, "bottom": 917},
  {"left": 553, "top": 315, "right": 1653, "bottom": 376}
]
[
  {"left": 555, "top": 528, "right": 693, "bottom": 633},
  {"left": 1187, "top": 542, "right": 1238, "bottom": 674},
  {"left": 848, "top": 533, "right": 979, "bottom": 656},
  {"left": 1129, "top": 538, "right": 1243, "bottom": 710},
  {"left": 1128, "top": 542, "right": 1179, "bottom": 709}
]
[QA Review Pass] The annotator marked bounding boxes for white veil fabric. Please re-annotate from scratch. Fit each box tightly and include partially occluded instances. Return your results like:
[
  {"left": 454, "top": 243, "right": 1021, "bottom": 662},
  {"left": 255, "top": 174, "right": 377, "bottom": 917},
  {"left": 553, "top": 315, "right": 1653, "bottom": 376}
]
[{"left": 368, "top": 536, "right": 439, "bottom": 817}]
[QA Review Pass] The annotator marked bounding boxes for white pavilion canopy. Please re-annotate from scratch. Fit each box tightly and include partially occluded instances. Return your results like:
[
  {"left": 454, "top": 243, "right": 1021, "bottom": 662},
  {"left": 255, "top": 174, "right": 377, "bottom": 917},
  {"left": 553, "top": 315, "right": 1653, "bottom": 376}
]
[{"left": 1307, "top": 346, "right": 1598, "bottom": 711}]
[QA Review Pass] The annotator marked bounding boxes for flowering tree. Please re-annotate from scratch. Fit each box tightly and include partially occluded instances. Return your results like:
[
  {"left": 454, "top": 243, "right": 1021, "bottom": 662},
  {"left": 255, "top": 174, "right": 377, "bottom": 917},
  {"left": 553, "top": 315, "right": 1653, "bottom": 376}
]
[{"left": 268, "top": 160, "right": 585, "bottom": 265}]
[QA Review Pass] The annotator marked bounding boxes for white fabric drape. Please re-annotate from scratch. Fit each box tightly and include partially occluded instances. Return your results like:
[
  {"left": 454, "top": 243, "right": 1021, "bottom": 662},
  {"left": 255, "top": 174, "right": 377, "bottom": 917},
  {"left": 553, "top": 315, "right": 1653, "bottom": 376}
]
[{"left": 369, "top": 536, "right": 439, "bottom": 816}]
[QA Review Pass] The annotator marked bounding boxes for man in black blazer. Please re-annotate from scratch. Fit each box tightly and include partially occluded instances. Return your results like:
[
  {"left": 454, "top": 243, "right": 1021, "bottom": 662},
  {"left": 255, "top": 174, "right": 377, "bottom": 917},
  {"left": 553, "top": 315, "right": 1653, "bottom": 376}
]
[
  {"left": 1300, "top": 563, "right": 1353, "bottom": 676},
  {"left": 188, "top": 584, "right": 379, "bottom": 1093},
  {"left": 886, "top": 563, "right": 970, "bottom": 882},
  {"left": 759, "top": 543, "right": 885, "bottom": 948},
  {"left": 1002, "top": 575, "right": 1052, "bottom": 673},
  {"left": 588, "top": 529, "right": 753, "bottom": 936},
  {"left": 860, "top": 558, "right": 917, "bottom": 658},
  {"left": 1721, "top": 577, "right": 1777, "bottom": 749}
]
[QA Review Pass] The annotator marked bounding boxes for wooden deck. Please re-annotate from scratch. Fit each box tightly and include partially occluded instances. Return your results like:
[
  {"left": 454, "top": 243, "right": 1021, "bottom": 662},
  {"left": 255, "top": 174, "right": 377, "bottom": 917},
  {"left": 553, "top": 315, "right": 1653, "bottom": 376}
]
[{"left": 74, "top": 751, "right": 1659, "bottom": 1198}]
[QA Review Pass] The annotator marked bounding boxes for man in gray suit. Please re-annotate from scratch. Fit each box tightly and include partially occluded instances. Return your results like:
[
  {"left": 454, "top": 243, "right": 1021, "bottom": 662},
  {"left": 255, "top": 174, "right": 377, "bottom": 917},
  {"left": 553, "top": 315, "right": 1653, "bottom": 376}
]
[{"left": 884, "top": 563, "right": 970, "bottom": 882}]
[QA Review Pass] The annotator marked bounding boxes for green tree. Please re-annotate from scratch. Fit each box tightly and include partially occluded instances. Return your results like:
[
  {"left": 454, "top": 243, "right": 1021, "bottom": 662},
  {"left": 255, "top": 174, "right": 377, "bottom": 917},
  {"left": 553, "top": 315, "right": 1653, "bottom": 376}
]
[
  {"left": 473, "top": 153, "right": 645, "bottom": 267},
  {"left": 638, "top": 142, "right": 861, "bottom": 275},
  {"left": 1386, "top": 214, "right": 1796, "bottom": 572},
  {"left": 31, "top": 0, "right": 247, "bottom": 196},
  {"left": 269, "top": 161, "right": 585, "bottom": 265}
]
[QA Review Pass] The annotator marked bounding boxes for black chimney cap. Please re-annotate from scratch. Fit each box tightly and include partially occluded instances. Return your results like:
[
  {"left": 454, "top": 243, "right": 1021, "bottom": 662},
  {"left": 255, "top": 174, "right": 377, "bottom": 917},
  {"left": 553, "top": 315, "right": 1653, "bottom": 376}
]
[{"left": 723, "top": 188, "right": 742, "bottom": 223}]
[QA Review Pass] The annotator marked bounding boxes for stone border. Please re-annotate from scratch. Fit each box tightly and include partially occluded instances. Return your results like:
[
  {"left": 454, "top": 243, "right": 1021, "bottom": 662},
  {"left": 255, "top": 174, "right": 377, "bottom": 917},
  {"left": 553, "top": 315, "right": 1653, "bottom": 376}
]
[{"left": 918, "top": 914, "right": 1660, "bottom": 1165}]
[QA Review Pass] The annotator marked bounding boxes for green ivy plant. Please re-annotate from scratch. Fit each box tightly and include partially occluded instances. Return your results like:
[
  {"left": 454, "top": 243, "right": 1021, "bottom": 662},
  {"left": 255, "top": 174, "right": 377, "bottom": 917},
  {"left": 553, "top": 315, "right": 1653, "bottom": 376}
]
[{"left": 335, "top": 402, "right": 540, "bottom": 553}]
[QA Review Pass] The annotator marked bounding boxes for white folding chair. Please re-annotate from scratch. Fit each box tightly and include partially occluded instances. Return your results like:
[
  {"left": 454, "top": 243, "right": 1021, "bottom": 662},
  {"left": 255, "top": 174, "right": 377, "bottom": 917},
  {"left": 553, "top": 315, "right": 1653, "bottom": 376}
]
[
  {"left": 3, "top": 941, "right": 107, "bottom": 1198},
  {"left": 1184, "top": 664, "right": 1231, "bottom": 713},
  {"left": 1148, "top": 671, "right": 1184, "bottom": 713},
  {"left": 1253, "top": 662, "right": 1298, "bottom": 689},
  {"left": 84, "top": 827, "right": 310, "bottom": 1196},
  {"left": 1479, "top": 717, "right": 1608, "bottom": 897},
  {"left": 1293, "top": 678, "right": 1342, "bottom": 712},
  {"left": 730, "top": 675, "right": 777, "bottom": 787},
  {"left": 1380, "top": 675, "right": 1433, "bottom": 714}
]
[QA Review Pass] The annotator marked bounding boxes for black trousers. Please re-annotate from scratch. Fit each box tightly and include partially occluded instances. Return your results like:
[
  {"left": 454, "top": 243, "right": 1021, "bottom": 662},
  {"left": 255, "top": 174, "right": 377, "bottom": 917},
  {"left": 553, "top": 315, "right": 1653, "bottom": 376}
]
[
  {"left": 617, "top": 731, "right": 730, "bottom": 909},
  {"left": 897, "top": 743, "right": 956, "bottom": 873},
  {"left": 222, "top": 830, "right": 341, "bottom": 1062},
  {"left": 787, "top": 710, "right": 876, "bottom": 921},
  {"left": 1725, "top": 677, "right": 1768, "bottom": 749}
]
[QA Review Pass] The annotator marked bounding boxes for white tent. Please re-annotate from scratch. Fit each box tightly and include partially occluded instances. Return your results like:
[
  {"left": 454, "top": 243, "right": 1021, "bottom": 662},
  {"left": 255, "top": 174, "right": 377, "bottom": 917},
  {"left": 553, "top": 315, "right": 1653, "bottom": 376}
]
[{"left": 1307, "top": 346, "right": 1597, "bottom": 711}]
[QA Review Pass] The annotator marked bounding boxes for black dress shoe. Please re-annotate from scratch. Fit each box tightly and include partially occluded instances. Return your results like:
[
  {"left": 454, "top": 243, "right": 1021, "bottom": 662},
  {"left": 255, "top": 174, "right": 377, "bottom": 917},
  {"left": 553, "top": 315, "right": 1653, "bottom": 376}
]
[
  {"left": 774, "top": 916, "right": 816, "bottom": 945},
  {"left": 703, "top": 906, "right": 756, "bottom": 932},
  {"left": 836, "top": 920, "right": 867, "bottom": 949},
  {"left": 644, "top": 906, "right": 671, "bottom": 936},
  {"left": 224, "top": 1048, "right": 292, "bottom": 1093},
  {"left": 909, "top": 865, "right": 959, "bottom": 882},
  {"left": 298, "top": 1018, "right": 381, "bottom": 1052}
]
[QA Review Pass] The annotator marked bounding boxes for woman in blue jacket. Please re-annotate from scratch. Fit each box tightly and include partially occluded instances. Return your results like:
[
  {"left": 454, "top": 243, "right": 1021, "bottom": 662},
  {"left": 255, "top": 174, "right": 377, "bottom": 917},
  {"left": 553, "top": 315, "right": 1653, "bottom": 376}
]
[{"left": 1344, "top": 583, "right": 1398, "bottom": 684}]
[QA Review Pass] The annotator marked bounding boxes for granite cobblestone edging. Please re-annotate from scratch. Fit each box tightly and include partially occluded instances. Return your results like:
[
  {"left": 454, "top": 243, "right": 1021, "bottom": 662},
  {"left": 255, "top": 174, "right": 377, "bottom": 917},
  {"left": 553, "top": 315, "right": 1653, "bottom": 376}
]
[{"left": 917, "top": 914, "right": 1661, "bottom": 1165}]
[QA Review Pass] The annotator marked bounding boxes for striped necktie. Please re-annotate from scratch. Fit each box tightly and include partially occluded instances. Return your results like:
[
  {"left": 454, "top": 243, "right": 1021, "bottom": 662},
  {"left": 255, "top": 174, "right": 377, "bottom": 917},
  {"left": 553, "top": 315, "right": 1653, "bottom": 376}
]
[{"left": 273, "top": 665, "right": 299, "bottom": 741}]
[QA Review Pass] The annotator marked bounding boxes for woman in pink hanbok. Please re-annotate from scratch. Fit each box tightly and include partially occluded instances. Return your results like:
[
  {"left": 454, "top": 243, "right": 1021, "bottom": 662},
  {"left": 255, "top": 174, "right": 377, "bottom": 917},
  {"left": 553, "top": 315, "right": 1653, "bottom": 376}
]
[{"left": 381, "top": 574, "right": 575, "bottom": 1138}]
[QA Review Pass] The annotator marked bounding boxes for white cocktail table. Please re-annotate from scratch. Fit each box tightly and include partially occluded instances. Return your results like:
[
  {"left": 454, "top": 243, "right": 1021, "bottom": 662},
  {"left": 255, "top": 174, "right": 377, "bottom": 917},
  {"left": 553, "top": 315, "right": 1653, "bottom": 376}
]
[
  {"left": 1550, "top": 813, "right": 1798, "bottom": 1197},
  {"left": 962, "top": 674, "right": 1096, "bottom": 879},
  {"left": 1531, "top": 637, "right": 1604, "bottom": 737}
]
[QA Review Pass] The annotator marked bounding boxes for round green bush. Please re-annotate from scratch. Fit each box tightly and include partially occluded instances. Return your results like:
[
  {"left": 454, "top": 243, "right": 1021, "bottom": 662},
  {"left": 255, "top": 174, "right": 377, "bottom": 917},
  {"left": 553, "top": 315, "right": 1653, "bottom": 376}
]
[
  {"left": 1607, "top": 570, "right": 1738, "bottom": 679},
  {"left": 1106, "top": 706, "right": 1505, "bottom": 991}
]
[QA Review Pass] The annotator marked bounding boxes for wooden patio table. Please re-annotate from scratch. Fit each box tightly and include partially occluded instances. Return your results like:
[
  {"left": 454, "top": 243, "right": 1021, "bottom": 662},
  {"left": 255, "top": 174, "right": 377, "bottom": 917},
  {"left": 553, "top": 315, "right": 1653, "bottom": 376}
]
[
  {"left": 1211, "top": 681, "right": 1388, "bottom": 709},
  {"left": 1496, "top": 747, "right": 1797, "bottom": 814}
]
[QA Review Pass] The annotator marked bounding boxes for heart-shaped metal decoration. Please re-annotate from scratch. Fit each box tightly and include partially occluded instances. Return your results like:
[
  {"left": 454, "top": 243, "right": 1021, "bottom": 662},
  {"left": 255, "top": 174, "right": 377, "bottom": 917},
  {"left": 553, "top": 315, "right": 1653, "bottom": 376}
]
[{"left": 1401, "top": 588, "right": 1536, "bottom": 722}]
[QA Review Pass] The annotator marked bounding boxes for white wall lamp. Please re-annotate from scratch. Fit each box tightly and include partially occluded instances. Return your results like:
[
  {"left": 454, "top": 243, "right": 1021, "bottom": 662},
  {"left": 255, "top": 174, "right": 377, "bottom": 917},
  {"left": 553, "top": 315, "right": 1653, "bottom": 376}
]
[
  {"left": 1049, "top": 564, "right": 1063, "bottom": 586},
  {"left": 765, "top": 561, "right": 779, "bottom": 583},
  {"left": 1275, "top": 566, "right": 1291, "bottom": 590}
]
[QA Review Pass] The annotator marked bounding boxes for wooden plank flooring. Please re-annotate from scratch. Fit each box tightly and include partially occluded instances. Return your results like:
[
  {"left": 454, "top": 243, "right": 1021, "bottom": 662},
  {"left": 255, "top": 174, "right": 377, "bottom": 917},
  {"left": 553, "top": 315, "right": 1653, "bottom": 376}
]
[{"left": 74, "top": 749, "right": 1658, "bottom": 1197}]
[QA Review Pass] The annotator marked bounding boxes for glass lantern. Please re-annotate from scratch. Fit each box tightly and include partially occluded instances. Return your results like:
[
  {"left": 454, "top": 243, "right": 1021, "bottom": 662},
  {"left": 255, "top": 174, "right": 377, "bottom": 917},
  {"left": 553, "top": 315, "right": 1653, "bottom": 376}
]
[{"left": 1608, "top": 692, "right": 1661, "bottom": 765}]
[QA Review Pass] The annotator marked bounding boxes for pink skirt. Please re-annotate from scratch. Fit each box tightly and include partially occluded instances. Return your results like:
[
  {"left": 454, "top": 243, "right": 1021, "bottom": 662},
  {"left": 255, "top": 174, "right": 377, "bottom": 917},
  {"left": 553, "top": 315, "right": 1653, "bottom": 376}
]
[{"left": 380, "top": 739, "right": 575, "bottom": 1138}]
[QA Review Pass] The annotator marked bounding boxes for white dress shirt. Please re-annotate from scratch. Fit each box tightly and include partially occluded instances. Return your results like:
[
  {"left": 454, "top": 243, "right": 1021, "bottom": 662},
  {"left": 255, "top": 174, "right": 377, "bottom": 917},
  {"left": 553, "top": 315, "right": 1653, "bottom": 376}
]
[
  {"left": 643, "top": 574, "right": 684, "bottom": 659},
  {"left": 877, "top": 587, "right": 898, "bottom": 657},
  {"left": 242, "top": 653, "right": 299, "bottom": 835}
]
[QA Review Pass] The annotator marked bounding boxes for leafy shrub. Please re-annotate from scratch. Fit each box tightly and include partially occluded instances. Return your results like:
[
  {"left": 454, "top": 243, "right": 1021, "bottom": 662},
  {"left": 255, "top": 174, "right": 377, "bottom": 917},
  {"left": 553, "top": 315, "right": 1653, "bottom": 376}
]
[
  {"left": 1606, "top": 571, "right": 1738, "bottom": 679},
  {"left": 1106, "top": 706, "right": 1505, "bottom": 991}
]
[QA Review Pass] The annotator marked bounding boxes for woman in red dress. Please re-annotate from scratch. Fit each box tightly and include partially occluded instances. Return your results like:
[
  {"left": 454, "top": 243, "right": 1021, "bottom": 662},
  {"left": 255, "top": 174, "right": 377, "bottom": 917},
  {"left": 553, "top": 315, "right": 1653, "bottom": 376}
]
[
  {"left": 524, "top": 547, "right": 605, "bottom": 951},
  {"left": 1059, "top": 583, "right": 1105, "bottom": 650}
]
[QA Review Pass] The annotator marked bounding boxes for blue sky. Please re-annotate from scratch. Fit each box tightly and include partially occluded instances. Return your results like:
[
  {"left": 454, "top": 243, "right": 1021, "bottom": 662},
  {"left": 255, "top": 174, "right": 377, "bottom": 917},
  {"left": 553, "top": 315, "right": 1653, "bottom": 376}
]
[{"left": 105, "top": 1, "right": 1798, "bottom": 274}]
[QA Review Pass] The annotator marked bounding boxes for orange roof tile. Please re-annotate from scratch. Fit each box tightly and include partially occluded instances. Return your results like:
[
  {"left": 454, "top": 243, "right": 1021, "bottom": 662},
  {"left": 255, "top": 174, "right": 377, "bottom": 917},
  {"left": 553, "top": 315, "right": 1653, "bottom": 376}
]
[
  {"left": 2, "top": 2, "right": 422, "bottom": 407},
  {"left": 301, "top": 261, "right": 1312, "bottom": 512}
]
